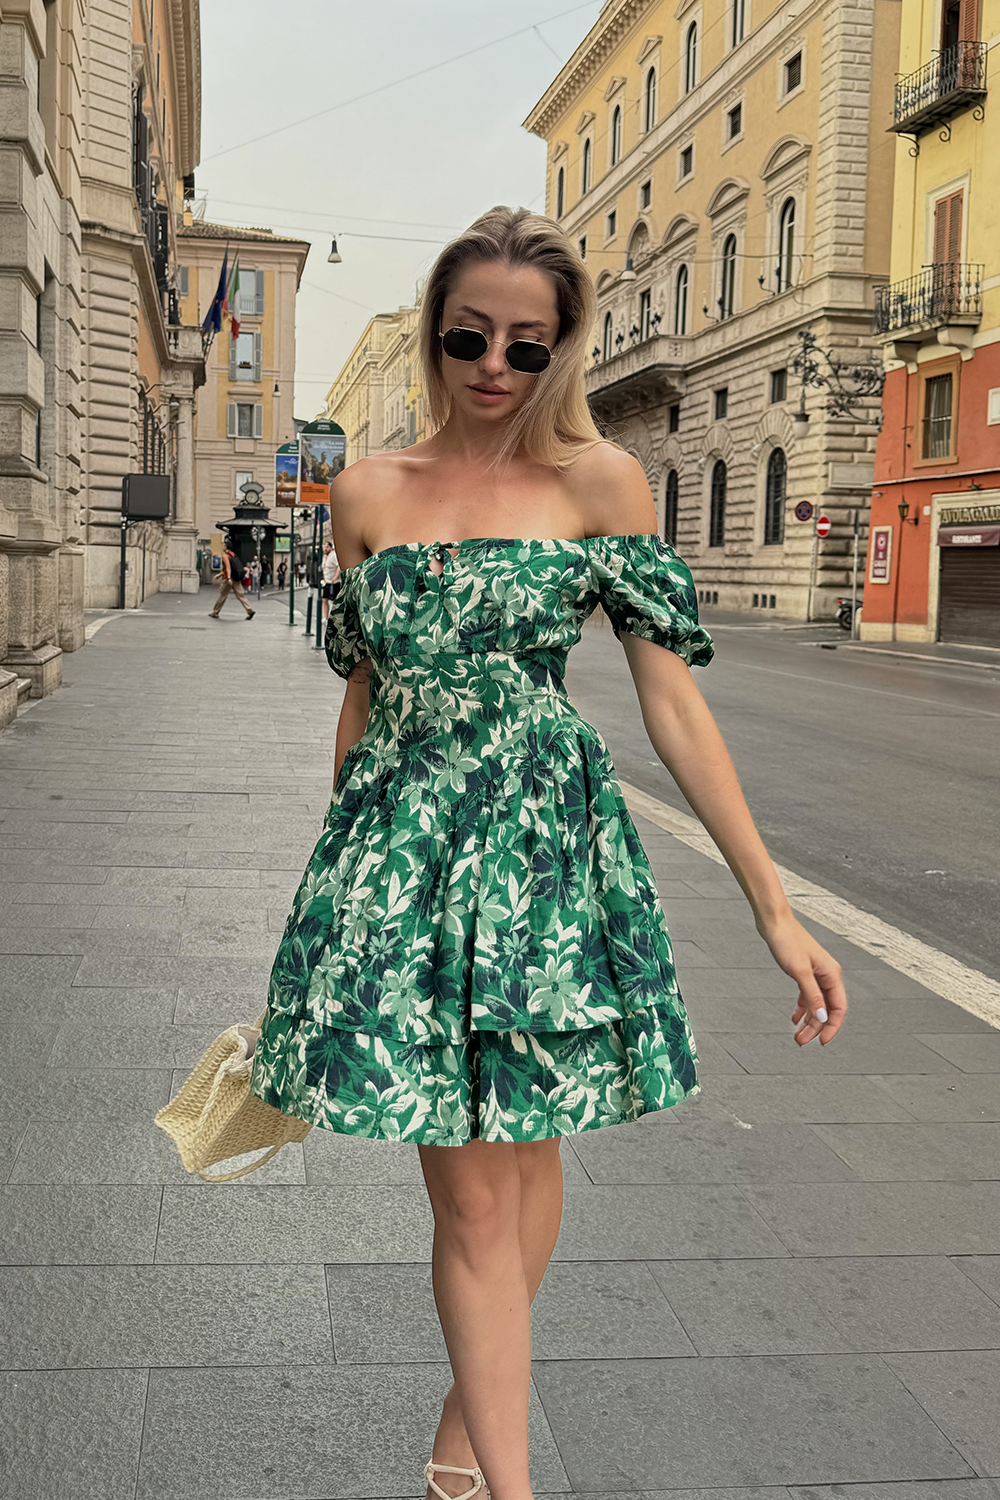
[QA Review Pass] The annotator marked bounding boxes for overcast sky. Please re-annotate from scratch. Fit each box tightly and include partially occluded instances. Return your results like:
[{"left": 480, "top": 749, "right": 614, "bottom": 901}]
[{"left": 197, "top": 1, "right": 605, "bottom": 418}]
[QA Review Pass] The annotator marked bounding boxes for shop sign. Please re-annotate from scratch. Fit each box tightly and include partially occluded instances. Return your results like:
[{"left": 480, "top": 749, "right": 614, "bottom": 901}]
[
  {"left": 939, "top": 504, "right": 1000, "bottom": 527},
  {"left": 869, "top": 525, "right": 892, "bottom": 583},
  {"left": 937, "top": 525, "right": 1000, "bottom": 547}
]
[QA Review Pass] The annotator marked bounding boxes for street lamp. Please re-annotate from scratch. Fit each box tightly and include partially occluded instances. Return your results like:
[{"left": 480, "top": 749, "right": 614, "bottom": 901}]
[
  {"left": 327, "top": 237, "right": 342, "bottom": 264},
  {"left": 790, "top": 327, "right": 886, "bottom": 436}
]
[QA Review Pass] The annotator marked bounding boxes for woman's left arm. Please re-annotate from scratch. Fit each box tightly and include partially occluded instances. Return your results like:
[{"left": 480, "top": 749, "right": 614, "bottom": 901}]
[{"left": 621, "top": 632, "right": 847, "bottom": 1046}]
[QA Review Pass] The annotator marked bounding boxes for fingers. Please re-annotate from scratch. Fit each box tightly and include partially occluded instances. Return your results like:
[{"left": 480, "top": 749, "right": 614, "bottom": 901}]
[{"left": 791, "top": 952, "right": 845, "bottom": 1046}]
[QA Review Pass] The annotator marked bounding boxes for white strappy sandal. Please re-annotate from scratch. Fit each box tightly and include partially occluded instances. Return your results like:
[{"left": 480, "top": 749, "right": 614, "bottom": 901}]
[{"left": 424, "top": 1459, "right": 489, "bottom": 1500}]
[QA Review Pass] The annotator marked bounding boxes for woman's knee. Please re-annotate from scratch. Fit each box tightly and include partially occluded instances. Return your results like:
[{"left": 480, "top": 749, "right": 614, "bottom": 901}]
[{"left": 421, "top": 1143, "right": 521, "bottom": 1256}]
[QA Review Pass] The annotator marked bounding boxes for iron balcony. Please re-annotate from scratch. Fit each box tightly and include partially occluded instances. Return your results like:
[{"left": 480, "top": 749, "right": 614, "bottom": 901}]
[
  {"left": 890, "top": 41, "right": 987, "bottom": 137},
  {"left": 874, "top": 263, "right": 983, "bottom": 336}
]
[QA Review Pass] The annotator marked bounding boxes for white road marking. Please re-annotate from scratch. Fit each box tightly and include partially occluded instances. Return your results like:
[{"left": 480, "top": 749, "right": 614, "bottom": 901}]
[
  {"left": 621, "top": 779, "right": 1000, "bottom": 1030},
  {"left": 733, "top": 660, "right": 1000, "bottom": 718},
  {"left": 823, "top": 643, "right": 1000, "bottom": 673}
]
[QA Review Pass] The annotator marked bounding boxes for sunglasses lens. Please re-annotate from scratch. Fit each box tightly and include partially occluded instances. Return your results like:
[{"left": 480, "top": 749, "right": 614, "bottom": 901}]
[
  {"left": 441, "top": 327, "right": 488, "bottom": 362},
  {"left": 506, "top": 340, "right": 552, "bottom": 375}
]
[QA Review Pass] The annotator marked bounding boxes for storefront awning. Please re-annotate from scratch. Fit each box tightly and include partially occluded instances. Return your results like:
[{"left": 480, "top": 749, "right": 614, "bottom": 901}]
[{"left": 938, "top": 524, "right": 1000, "bottom": 547}]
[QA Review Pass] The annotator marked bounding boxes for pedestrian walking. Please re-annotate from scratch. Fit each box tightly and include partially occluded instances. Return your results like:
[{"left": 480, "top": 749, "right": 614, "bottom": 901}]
[
  {"left": 295, "top": 560, "right": 307, "bottom": 587},
  {"left": 249, "top": 207, "right": 847, "bottom": 1500},
  {"left": 320, "top": 538, "right": 341, "bottom": 621},
  {"left": 277, "top": 560, "right": 287, "bottom": 590},
  {"left": 208, "top": 541, "right": 255, "bottom": 620}
]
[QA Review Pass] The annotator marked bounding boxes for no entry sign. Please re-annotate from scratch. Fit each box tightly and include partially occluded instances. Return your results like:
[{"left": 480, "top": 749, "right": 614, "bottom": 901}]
[{"left": 816, "top": 514, "right": 832, "bottom": 538}]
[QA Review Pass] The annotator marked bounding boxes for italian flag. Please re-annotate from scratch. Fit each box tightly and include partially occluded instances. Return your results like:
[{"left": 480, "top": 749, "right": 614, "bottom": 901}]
[{"left": 224, "top": 256, "right": 241, "bottom": 339}]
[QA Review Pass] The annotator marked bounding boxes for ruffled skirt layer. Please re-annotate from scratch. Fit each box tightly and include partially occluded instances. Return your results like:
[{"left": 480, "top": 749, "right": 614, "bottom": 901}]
[{"left": 250, "top": 694, "right": 701, "bottom": 1145}]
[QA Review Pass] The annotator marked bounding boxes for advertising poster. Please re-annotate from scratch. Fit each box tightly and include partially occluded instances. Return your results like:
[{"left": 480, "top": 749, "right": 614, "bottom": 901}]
[
  {"left": 869, "top": 525, "right": 892, "bottom": 583},
  {"left": 275, "top": 444, "right": 299, "bottom": 508},
  {"left": 300, "top": 430, "right": 347, "bottom": 504}
]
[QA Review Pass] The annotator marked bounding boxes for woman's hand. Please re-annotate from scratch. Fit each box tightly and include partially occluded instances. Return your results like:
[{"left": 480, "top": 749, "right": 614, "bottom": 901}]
[{"left": 758, "top": 913, "right": 848, "bottom": 1046}]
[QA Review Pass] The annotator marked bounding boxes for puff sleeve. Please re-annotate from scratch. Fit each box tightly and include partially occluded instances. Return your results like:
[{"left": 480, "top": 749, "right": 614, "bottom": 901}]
[
  {"left": 323, "top": 576, "right": 368, "bottom": 679},
  {"left": 589, "top": 534, "right": 714, "bottom": 667}
]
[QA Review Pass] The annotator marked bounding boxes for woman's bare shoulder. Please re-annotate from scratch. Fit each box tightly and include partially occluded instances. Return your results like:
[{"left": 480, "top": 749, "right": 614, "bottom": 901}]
[
  {"left": 563, "top": 441, "right": 658, "bottom": 536},
  {"left": 330, "top": 448, "right": 436, "bottom": 563}
]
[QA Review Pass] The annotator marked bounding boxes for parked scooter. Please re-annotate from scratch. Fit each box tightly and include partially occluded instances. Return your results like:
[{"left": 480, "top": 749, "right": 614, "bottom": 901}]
[{"left": 836, "top": 596, "right": 861, "bottom": 632}]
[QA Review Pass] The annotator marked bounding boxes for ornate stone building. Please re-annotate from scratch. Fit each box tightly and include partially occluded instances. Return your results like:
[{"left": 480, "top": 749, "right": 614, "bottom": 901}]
[
  {"left": 0, "top": 0, "right": 204, "bottom": 728},
  {"left": 176, "top": 219, "right": 309, "bottom": 565},
  {"left": 324, "top": 303, "right": 427, "bottom": 460},
  {"left": 524, "top": 0, "right": 900, "bottom": 618}
]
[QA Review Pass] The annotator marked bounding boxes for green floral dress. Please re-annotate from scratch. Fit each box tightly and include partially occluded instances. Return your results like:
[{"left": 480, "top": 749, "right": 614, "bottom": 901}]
[{"left": 250, "top": 535, "right": 714, "bottom": 1146}]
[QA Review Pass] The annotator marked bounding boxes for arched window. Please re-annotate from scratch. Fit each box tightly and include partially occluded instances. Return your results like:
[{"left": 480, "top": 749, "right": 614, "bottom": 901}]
[
  {"left": 610, "top": 105, "right": 622, "bottom": 166},
  {"left": 555, "top": 166, "right": 565, "bottom": 220},
  {"left": 720, "top": 234, "right": 737, "bottom": 319},
  {"left": 581, "top": 137, "right": 592, "bottom": 194},
  {"left": 664, "top": 469, "right": 679, "bottom": 545},
  {"left": 777, "top": 197, "right": 796, "bottom": 291},
  {"left": 602, "top": 311, "right": 613, "bottom": 362},
  {"left": 764, "top": 447, "right": 787, "bottom": 546},
  {"left": 731, "top": 0, "right": 746, "bottom": 46},
  {"left": 684, "top": 22, "right": 698, "bottom": 93},
  {"left": 644, "top": 67, "right": 657, "bottom": 131},
  {"left": 709, "top": 460, "right": 727, "bottom": 547},
  {"left": 674, "top": 264, "right": 689, "bottom": 334}
]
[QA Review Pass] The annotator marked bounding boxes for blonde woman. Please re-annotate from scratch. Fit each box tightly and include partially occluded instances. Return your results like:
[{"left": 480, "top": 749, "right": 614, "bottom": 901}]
[{"left": 251, "top": 207, "right": 847, "bottom": 1500}]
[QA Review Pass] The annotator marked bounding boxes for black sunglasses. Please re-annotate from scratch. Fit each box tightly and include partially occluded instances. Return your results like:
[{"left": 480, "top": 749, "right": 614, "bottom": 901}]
[{"left": 439, "top": 326, "right": 552, "bottom": 375}]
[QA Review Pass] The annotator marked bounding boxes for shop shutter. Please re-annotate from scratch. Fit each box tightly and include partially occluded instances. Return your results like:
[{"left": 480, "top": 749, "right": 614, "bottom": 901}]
[
  {"left": 939, "top": 546, "right": 1000, "bottom": 646},
  {"left": 253, "top": 331, "right": 262, "bottom": 381},
  {"left": 226, "top": 402, "right": 237, "bottom": 437},
  {"left": 252, "top": 404, "right": 263, "bottom": 439}
]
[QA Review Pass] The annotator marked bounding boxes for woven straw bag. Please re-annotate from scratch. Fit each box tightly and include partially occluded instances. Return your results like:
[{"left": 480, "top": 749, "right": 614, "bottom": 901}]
[{"left": 155, "top": 1013, "right": 311, "bottom": 1182}]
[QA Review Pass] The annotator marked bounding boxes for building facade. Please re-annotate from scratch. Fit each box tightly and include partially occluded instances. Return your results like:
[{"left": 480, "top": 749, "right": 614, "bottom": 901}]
[
  {"left": 324, "top": 303, "right": 427, "bottom": 459},
  {"left": 524, "top": 0, "right": 900, "bottom": 619},
  {"left": 176, "top": 219, "right": 309, "bottom": 571},
  {"left": 0, "top": 0, "right": 205, "bottom": 726},
  {"left": 863, "top": 0, "right": 999, "bottom": 646}
]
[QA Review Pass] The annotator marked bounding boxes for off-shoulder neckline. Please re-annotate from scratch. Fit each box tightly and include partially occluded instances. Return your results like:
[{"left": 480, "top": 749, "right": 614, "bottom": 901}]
[{"left": 344, "top": 533, "right": 666, "bottom": 577}]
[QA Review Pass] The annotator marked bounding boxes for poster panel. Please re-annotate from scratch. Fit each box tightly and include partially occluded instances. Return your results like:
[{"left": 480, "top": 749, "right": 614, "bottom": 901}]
[
  {"left": 275, "top": 446, "right": 299, "bottom": 508},
  {"left": 299, "top": 431, "right": 347, "bottom": 505},
  {"left": 869, "top": 525, "right": 892, "bottom": 583}
]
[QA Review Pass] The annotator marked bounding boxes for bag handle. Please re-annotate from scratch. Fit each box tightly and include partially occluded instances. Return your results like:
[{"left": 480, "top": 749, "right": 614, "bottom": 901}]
[{"left": 196, "top": 1142, "right": 283, "bottom": 1183}]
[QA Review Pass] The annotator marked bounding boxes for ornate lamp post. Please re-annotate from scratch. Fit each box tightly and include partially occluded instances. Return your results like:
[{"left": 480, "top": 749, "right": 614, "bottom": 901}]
[{"left": 790, "top": 328, "right": 886, "bottom": 437}]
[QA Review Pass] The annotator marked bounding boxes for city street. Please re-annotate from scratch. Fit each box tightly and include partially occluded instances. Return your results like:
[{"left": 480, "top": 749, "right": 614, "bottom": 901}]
[
  {"left": 568, "top": 618, "right": 1000, "bottom": 981},
  {"left": 1, "top": 589, "right": 999, "bottom": 1499}
]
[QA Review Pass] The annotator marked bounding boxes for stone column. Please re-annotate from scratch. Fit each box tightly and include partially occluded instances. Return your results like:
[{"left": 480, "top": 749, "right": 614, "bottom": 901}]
[{"left": 160, "top": 327, "right": 203, "bottom": 594}]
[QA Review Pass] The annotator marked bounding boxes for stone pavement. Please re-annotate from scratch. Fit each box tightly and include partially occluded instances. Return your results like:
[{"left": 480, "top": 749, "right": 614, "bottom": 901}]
[{"left": 1, "top": 587, "right": 999, "bottom": 1500}]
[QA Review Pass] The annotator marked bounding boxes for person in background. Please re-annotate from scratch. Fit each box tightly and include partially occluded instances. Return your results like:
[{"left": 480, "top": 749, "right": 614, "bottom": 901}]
[
  {"left": 209, "top": 541, "right": 255, "bottom": 620},
  {"left": 321, "top": 538, "right": 342, "bottom": 621},
  {"left": 277, "top": 560, "right": 288, "bottom": 590},
  {"left": 250, "top": 556, "right": 261, "bottom": 594}
]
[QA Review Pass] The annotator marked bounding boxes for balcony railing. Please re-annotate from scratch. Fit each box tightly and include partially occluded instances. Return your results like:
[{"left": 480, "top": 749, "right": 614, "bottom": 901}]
[
  {"left": 874, "top": 263, "right": 983, "bottom": 335},
  {"left": 891, "top": 41, "right": 987, "bottom": 136},
  {"left": 586, "top": 331, "right": 686, "bottom": 420}
]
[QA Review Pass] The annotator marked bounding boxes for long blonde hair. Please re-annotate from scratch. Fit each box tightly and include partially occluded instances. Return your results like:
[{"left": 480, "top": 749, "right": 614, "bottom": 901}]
[{"left": 418, "top": 205, "right": 603, "bottom": 469}]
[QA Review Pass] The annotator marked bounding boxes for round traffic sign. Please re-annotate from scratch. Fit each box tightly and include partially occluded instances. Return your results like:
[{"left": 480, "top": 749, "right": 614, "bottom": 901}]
[
  {"left": 816, "top": 514, "right": 832, "bottom": 539},
  {"left": 794, "top": 501, "right": 814, "bottom": 523}
]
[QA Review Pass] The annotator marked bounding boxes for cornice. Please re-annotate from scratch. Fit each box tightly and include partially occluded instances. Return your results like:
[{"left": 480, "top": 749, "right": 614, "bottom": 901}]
[
  {"left": 168, "top": 0, "right": 201, "bottom": 175},
  {"left": 523, "top": 0, "right": 658, "bottom": 138}
]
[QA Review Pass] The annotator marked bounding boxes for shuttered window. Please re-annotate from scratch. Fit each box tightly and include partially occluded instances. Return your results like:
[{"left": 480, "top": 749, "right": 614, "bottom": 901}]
[
  {"left": 227, "top": 403, "right": 263, "bottom": 439},
  {"left": 933, "top": 191, "right": 963, "bottom": 266},
  {"left": 922, "top": 374, "right": 953, "bottom": 459},
  {"left": 231, "top": 331, "right": 263, "bottom": 382},
  {"left": 236, "top": 269, "right": 265, "bottom": 315}
]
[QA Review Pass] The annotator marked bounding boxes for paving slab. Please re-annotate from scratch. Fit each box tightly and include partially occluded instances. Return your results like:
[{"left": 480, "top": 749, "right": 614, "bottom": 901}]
[
  {"left": 0, "top": 1185, "right": 161, "bottom": 1263},
  {"left": 530, "top": 1353, "right": 971, "bottom": 1490},
  {"left": 885, "top": 1351, "right": 1000, "bottom": 1477},
  {"left": 0, "top": 1263, "right": 331, "bottom": 1369},
  {"left": 570, "top": 1119, "right": 859, "bottom": 1184},
  {"left": 0, "top": 1367, "right": 147, "bottom": 1500},
  {"left": 135, "top": 1364, "right": 569, "bottom": 1500},
  {"left": 744, "top": 1181, "right": 1000, "bottom": 1256}
]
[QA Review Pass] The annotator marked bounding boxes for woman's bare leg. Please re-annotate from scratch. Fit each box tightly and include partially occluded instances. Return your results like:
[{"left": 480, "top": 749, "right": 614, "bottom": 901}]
[{"left": 420, "top": 1136, "right": 564, "bottom": 1499}]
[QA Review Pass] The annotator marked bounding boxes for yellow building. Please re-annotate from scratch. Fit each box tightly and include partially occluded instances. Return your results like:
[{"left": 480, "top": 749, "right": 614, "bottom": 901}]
[
  {"left": 864, "top": 0, "right": 1000, "bottom": 646},
  {"left": 177, "top": 220, "right": 309, "bottom": 568},
  {"left": 525, "top": 0, "right": 899, "bottom": 618},
  {"left": 324, "top": 302, "right": 428, "bottom": 460}
]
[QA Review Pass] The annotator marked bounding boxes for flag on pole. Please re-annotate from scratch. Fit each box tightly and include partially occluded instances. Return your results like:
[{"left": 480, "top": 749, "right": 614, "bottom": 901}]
[
  {"left": 201, "top": 252, "right": 227, "bottom": 334},
  {"left": 224, "top": 256, "right": 241, "bottom": 340}
]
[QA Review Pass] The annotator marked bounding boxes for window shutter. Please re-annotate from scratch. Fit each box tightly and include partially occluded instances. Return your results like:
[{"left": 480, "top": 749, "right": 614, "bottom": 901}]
[
  {"left": 252, "top": 403, "right": 263, "bottom": 439},
  {"left": 255, "top": 269, "right": 265, "bottom": 315},
  {"left": 226, "top": 402, "right": 237, "bottom": 437},
  {"left": 959, "top": 0, "right": 979, "bottom": 40},
  {"left": 228, "top": 337, "right": 237, "bottom": 379},
  {"left": 253, "top": 331, "right": 262, "bottom": 381},
  {"left": 177, "top": 265, "right": 189, "bottom": 297},
  {"left": 934, "top": 191, "right": 963, "bottom": 265}
]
